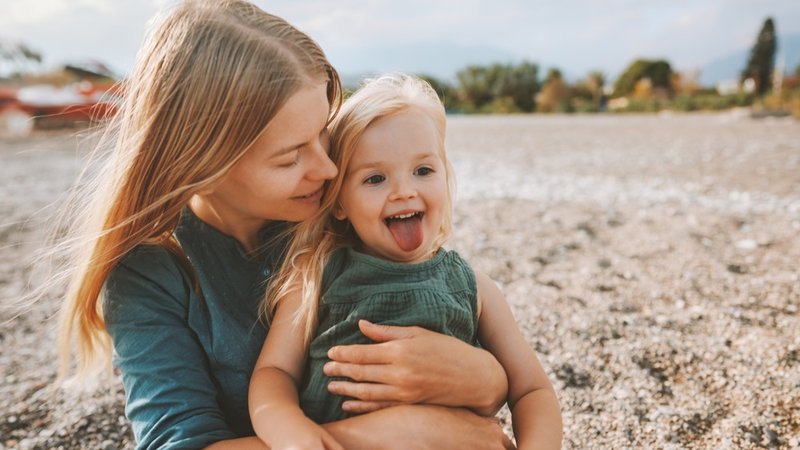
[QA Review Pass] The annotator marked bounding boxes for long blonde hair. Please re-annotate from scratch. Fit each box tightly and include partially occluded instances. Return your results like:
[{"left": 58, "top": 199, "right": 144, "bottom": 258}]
[
  {"left": 263, "top": 74, "right": 454, "bottom": 345},
  {"left": 57, "top": 0, "right": 342, "bottom": 380}
]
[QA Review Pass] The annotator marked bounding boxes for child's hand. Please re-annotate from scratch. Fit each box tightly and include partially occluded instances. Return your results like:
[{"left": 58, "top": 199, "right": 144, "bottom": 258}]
[{"left": 270, "top": 413, "right": 345, "bottom": 450}]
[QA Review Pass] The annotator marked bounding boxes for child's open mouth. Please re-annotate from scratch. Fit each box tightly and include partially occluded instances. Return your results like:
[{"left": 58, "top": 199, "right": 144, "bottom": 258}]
[{"left": 385, "top": 212, "right": 424, "bottom": 251}]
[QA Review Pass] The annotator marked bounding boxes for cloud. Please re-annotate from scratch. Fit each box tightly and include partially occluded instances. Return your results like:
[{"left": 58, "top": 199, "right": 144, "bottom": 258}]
[{"left": 3, "top": 0, "right": 799, "bottom": 79}]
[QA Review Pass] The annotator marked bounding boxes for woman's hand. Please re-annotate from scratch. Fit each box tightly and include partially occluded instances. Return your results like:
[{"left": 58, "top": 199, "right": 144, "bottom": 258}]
[
  {"left": 325, "top": 404, "right": 516, "bottom": 450},
  {"left": 324, "top": 320, "right": 508, "bottom": 415}
]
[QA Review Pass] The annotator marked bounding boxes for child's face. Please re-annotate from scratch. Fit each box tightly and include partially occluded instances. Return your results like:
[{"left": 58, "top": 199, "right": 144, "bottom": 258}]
[{"left": 335, "top": 108, "right": 448, "bottom": 263}]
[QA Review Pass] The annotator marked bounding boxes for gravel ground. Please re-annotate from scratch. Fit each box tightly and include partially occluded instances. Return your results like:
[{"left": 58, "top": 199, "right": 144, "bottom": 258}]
[{"left": 1, "top": 113, "right": 799, "bottom": 449}]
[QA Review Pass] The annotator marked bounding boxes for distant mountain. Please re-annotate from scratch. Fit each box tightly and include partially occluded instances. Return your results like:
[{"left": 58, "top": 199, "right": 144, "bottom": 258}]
[
  {"left": 699, "top": 33, "right": 800, "bottom": 87},
  {"left": 329, "top": 42, "right": 520, "bottom": 87}
]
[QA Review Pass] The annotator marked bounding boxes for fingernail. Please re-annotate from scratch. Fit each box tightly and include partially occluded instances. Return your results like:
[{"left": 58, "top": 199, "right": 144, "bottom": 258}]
[
  {"left": 327, "top": 347, "right": 336, "bottom": 358},
  {"left": 323, "top": 362, "right": 333, "bottom": 374},
  {"left": 341, "top": 401, "right": 352, "bottom": 411},
  {"left": 328, "top": 382, "right": 340, "bottom": 392}
]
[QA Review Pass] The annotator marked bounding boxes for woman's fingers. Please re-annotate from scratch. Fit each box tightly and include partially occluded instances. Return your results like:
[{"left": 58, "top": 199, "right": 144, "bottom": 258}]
[
  {"left": 356, "top": 319, "right": 421, "bottom": 342},
  {"left": 341, "top": 400, "right": 397, "bottom": 414},
  {"left": 327, "top": 322, "right": 428, "bottom": 364},
  {"left": 327, "top": 342, "right": 394, "bottom": 365},
  {"left": 323, "top": 360, "right": 395, "bottom": 383},
  {"left": 327, "top": 379, "right": 396, "bottom": 401}
]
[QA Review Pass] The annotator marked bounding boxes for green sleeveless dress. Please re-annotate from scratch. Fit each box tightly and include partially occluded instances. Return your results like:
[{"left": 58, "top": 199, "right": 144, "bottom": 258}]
[{"left": 299, "top": 247, "right": 480, "bottom": 424}]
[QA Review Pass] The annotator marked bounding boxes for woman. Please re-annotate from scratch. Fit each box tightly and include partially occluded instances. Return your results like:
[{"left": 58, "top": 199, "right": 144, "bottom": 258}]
[{"left": 57, "top": 1, "right": 512, "bottom": 449}]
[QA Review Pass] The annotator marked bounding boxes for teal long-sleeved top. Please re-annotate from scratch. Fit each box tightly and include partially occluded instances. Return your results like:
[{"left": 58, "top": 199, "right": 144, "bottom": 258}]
[{"left": 102, "top": 209, "right": 288, "bottom": 450}]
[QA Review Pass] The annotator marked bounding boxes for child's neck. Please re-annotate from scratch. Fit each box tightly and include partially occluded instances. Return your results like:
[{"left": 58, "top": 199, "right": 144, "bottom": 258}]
[{"left": 354, "top": 242, "right": 440, "bottom": 265}]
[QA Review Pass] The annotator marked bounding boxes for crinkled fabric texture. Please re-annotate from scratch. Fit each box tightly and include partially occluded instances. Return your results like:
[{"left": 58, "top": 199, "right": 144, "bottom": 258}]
[
  {"left": 103, "top": 209, "right": 288, "bottom": 450},
  {"left": 299, "top": 247, "right": 480, "bottom": 424}
]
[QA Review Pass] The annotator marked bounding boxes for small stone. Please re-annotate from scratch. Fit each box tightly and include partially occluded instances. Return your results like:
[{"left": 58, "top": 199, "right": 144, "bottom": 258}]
[
  {"left": 727, "top": 264, "right": 747, "bottom": 274},
  {"left": 734, "top": 239, "right": 757, "bottom": 250},
  {"left": 764, "top": 428, "right": 779, "bottom": 445}
]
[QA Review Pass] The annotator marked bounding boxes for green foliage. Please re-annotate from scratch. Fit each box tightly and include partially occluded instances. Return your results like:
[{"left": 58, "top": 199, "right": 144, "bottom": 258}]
[
  {"left": 612, "top": 92, "right": 755, "bottom": 113},
  {"left": 537, "top": 69, "right": 572, "bottom": 113},
  {"left": 613, "top": 59, "right": 674, "bottom": 97},
  {"left": 741, "top": 18, "right": 777, "bottom": 96},
  {"left": 455, "top": 61, "right": 539, "bottom": 113},
  {"left": 417, "top": 74, "right": 460, "bottom": 112},
  {"left": 569, "top": 71, "right": 605, "bottom": 112},
  {"left": 416, "top": 58, "right": 761, "bottom": 115}
]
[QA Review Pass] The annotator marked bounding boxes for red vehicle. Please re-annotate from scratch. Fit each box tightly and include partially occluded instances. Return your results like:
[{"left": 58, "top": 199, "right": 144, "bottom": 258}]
[{"left": 0, "top": 63, "right": 121, "bottom": 137}]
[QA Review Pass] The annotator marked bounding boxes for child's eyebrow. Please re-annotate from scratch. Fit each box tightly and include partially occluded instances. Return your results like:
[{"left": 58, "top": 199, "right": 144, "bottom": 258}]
[
  {"left": 348, "top": 161, "right": 381, "bottom": 173},
  {"left": 348, "top": 152, "right": 439, "bottom": 173}
]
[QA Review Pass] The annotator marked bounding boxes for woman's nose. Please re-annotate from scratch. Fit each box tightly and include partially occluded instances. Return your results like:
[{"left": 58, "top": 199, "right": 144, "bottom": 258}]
[{"left": 306, "top": 139, "right": 338, "bottom": 181}]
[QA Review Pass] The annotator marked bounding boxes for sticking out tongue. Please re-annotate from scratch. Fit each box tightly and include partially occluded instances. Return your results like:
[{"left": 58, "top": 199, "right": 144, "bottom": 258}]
[{"left": 386, "top": 215, "right": 423, "bottom": 251}]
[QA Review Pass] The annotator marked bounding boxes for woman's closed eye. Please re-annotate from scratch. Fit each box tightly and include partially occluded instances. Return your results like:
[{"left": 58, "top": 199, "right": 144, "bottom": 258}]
[{"left": 275, "top": 150, "right": 300, "bottom": 168}]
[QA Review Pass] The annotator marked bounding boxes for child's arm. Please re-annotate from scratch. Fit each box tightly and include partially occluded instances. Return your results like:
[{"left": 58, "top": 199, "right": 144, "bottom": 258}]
[
  {"left": 475, "top": 269, "right": 563, "bottom": 450},
  {"left": 248, "top": 289, "right": 344, "bottom": 450}
]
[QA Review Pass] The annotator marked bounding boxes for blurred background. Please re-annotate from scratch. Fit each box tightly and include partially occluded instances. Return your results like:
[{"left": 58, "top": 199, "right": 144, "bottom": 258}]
[
  {"left": 1, "top": 0, "right": 799, "bottom": 135},
  {"left": 1, "top": 2, "right": 799, "bottom": 449}
]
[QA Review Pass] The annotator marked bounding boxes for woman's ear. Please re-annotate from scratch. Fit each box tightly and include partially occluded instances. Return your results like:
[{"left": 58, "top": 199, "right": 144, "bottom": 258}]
[{"left": 334, "top": 204, "right": 347, "bottom": 221}]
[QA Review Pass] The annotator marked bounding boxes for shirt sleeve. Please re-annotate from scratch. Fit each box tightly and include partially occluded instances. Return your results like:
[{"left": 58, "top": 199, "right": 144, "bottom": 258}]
[{"left": 102, "top": 246, "right": 236, "bottom": 450}]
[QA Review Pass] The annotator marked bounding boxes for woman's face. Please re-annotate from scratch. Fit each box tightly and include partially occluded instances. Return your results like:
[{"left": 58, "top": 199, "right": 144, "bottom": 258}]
[{"left": 192, "top": 82, "right": 338, "bottom": 240}]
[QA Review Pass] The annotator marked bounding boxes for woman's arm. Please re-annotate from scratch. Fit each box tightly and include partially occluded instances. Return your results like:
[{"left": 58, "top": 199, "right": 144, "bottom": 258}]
[
  {"left": 249, "top": 291, "right": 343, "bottom": 450},
  {"left": 208, "top": 405, "right": 516, "bottom": 450},
  {"left": 323, "top": 320, "right": 508, "bottom": 415},
  {"left": 475, "top": 270, "right": 562, "bottom": 450},
  {"left": 103, "top": 248, "right": 240, "bottom": 449}
]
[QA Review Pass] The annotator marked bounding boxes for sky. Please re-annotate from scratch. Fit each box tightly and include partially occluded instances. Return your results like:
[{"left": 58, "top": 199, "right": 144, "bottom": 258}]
[{"left": 2, "top": 0, "right": 799, "bottom": 83}]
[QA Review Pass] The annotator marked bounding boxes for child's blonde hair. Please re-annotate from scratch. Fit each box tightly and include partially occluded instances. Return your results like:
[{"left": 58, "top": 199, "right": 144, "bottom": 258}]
[
  {"left": 264, "top": 73, "right": 454, "bottom": 344},
  {"left": 57, "top": 0, "right": 341, "bottom": 380}
]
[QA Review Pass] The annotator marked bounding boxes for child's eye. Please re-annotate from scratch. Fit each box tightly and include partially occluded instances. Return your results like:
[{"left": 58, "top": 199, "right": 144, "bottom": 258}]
[
  {"left": 364, "top": 174, "right": 385, "bottom": 184},
  {"left": 415, "top": 166, "right": 434, "bottom": 176}
]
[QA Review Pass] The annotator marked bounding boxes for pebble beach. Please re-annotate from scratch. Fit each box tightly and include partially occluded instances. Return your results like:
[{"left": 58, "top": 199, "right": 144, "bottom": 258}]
[{"left": 1, "top": 113, "right": 799, "bottom": 449}]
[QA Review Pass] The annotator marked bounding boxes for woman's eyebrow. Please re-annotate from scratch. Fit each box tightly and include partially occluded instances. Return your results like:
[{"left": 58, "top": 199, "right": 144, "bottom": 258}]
[{"left": 271, "top": 141, "right": 306, "bottom": 158}]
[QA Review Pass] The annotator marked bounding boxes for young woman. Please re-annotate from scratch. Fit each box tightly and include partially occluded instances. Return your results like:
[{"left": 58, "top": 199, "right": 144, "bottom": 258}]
[
  {"left": 57, "top": 1, "right": 512, "bottom": 449},
  {"left": 249, "top": 74, "right": 562, "bottom": 450}
]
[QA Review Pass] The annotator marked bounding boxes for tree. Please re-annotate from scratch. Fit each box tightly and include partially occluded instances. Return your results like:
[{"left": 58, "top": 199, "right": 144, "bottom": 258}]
[
  {"left": 613, "top": 59, "right": 674, "bottom": 98},
  {"left": 741, "top": 18, "right": 777, "bottom": 96},
  {"left": 456, "top": 65, "right": 496, "bottom": 111},
  {"left": 586, "top": 70, "right": 605, "bottom": 110},
  {"left": 536, "top": 68, "right": 571, "bottom": 113},
  {"left": 417, "top": 74, "right": 459, "bottom": 111},
  {"left": 455, "top": 61, "right": 539, "bottom": 113},
  {"left": 494, "top": 61, "right": 539, "bottom": 112}
]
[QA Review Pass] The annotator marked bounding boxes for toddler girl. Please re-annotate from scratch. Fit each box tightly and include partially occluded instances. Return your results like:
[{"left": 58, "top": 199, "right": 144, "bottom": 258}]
[{"left": 249, "top": 74, "right": 562, "bottom": 450}]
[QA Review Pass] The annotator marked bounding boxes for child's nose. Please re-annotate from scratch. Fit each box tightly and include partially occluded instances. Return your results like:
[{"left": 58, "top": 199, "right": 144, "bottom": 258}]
[{"left": 389, "top": 177, "right": 417, "bottom": 201}]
